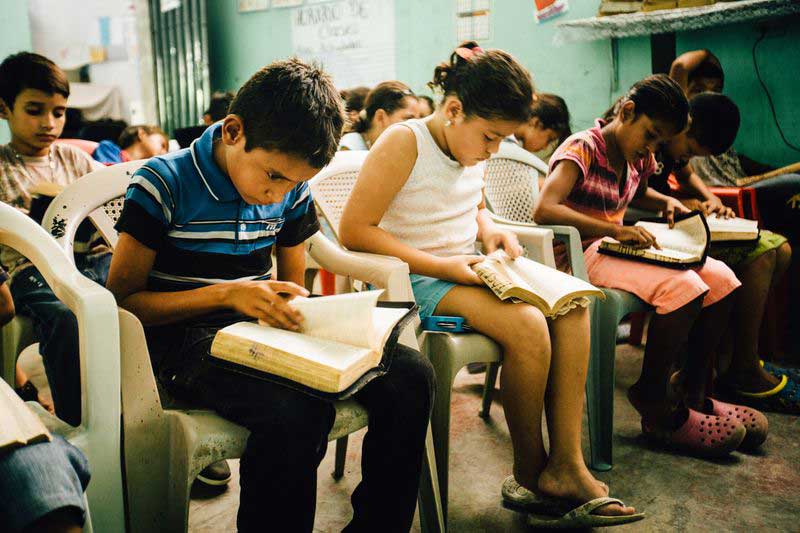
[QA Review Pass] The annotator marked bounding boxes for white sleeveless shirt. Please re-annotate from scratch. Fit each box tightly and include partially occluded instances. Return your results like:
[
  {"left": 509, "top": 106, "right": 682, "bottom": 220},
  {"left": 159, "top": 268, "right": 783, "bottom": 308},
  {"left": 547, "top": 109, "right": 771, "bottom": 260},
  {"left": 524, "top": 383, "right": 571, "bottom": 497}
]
[{"left": 379, "top": 119, "right": 484, "bottom": 257}]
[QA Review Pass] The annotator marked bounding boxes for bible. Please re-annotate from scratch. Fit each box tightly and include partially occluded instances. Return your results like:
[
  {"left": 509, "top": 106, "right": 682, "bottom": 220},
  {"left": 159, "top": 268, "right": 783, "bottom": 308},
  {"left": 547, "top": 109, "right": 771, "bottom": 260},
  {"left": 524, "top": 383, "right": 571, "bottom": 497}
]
[
  {"left": 472, "top": 250, "right": 604, "bottom": 318},
  {"left": 0, "top": 379, "right": 51, "bottom": 453},
  {"left": 706, "top": 214, "right": 759, "bottom": 244},
  {"left": 599, "top": 211, "right": 710, "bottom": 268},
  {"left": 209, "top": 290, "right": 416, "bottom": 398}
]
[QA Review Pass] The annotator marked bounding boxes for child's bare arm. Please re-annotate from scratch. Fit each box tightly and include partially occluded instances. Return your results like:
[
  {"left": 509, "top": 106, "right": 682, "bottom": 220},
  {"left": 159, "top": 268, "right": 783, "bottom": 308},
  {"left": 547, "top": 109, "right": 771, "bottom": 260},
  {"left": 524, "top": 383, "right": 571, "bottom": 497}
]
[
  {"left": 107, "top": 233, "right": 307, "bottom": 328},
  {"left": 339, "top": 126, "right": 482, "bottom": 285},
  {"left": 276, "top": 243, "right": 306, "bottom": 288},
  {"left": 674, "top": 162, "right": 735, "bottom": 218},
  {"left": 669, "top": 49, "right": 712, "bottom": 92},
  {"left": 0, "top": 283, "right": 14, "bottom": 327},
  {"left": 534, "top": 160, "right": 623, "bottom": 238}
]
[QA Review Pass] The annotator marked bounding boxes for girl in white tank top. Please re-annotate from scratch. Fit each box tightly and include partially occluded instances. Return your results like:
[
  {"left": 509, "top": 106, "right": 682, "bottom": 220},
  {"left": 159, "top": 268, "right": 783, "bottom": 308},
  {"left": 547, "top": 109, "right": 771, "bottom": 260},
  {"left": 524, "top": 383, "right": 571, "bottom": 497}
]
[{"left": 340, "top": 43, "right": 641, "bottom": 525}]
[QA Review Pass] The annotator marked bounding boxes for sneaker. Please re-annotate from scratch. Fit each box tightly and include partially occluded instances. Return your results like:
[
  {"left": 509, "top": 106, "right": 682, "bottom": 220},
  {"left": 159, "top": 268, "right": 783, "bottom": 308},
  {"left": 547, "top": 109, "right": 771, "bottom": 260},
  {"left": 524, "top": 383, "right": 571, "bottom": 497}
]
[
  {"left": 196, "top": 460, "right": 231, "bottom": 486},
  {"left": 501, "top": 476, "right": 541, "bottom": 512}
]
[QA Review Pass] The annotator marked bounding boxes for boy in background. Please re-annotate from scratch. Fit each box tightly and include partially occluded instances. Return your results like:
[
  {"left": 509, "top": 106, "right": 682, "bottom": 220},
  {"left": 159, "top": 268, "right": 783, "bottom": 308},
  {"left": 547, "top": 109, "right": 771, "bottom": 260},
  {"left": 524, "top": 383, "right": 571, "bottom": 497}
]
[{"left": 106, "top": 59, "right": 434, "bottom": 531}]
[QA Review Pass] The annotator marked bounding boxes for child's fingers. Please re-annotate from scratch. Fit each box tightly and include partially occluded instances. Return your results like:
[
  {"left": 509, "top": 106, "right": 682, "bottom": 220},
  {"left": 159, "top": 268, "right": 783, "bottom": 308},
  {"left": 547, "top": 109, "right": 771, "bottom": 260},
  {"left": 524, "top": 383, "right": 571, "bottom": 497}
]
[
  {"left": 464, "top": 255, "right": 484, "bottom": 266},
  {"left": 269, "top": 281, "right": 310, "bottom": 298}
]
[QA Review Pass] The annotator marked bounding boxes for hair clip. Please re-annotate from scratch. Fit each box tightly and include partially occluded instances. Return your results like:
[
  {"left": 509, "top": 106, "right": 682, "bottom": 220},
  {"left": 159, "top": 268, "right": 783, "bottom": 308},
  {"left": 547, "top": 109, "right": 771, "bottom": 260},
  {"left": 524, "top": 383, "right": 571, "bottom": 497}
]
[{"left": 455, "top": 46, "right": 484, "bottom": 61}]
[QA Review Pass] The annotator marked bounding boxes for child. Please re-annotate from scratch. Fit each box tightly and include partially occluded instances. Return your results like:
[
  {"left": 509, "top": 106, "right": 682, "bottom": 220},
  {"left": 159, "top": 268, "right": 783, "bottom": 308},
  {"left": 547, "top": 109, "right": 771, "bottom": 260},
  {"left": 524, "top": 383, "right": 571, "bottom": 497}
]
[
  {"left": 203, "top": 90, "right": 235, "bottom": 125},
  {"left": 535, "top": 75, "right": 759, "bottom": 456},
  {"left": 339, "top": 81, "right": 418, "bottom": 151},
  {"left": 106, "top": 58, "right": 434, "bottom": 532},
  {"left": 0, "top": 52, "right": 107, "bottom": 427},
  {"left": 509, "top": 93, "right": 571, "bottom": 160},
  {"left": 340, "top": 42, "right": 641, "bottom": 527},
  {"left": 341, "top": 85, "right": 370, "bottom": 131},
  {"left": 646, "top": 92, "right": 796, "bottom": 414},
  {"left": 417, "top": 94, "right": 435, "bottom": 117},
  {"left": 92, "top": 124, "right": 168, "bottom": 164}
]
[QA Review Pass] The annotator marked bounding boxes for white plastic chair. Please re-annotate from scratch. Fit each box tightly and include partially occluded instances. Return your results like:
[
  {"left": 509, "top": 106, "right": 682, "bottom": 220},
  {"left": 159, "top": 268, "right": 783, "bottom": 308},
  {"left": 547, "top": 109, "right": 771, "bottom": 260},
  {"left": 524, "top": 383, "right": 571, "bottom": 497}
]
[
  {"left": 0, "top": 202, "right": 124, "bottom": 533},
  {"left": 42, "top": 161, "right": 444, "bottom": 533},
  {"left": 484, "top": 142, "right": 652, "bottom": 471},
  {"left": 309, "top": 150, "right": 556, "bottom": 518}
]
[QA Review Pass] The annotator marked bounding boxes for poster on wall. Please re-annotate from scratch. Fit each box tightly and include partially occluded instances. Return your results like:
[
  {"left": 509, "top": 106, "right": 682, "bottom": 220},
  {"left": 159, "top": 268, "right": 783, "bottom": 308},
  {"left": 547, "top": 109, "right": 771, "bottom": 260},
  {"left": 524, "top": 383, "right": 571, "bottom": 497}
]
[
  {"left": 291, "top": 0, "right": 395, "bottom": 89},
  {"left": 534, "top": 0, "right": 568, "bottom": 23}
]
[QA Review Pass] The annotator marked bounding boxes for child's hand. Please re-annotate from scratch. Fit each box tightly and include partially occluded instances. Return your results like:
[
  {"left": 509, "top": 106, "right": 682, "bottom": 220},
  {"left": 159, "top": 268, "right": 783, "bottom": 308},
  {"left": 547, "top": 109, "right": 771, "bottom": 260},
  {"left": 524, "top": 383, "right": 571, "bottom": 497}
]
[
  {"left": 481, "top": 229, "right": 524, "bottom": 259},
  {"left": 437, "top": 255, "right": 484, "bottom": 285},
  {"left": 224, "top": 280, "right": 309, "bottom": 331},
  {"left": 663, "top": 197, "right": 691, "bottom": 228},
  {"left": 614, "top": 226, "right": 660, "bottom": 250},
  {"left": 702, "top": 196, "right": 735, "bottom": 219}
]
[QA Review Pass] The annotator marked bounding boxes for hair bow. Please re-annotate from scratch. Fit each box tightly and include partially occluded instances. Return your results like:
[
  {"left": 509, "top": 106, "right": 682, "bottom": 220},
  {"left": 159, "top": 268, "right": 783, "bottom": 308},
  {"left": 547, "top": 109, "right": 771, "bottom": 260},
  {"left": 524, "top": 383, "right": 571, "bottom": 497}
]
[{"left": 455, "top": 46, "right": 484, "bottom": 61}]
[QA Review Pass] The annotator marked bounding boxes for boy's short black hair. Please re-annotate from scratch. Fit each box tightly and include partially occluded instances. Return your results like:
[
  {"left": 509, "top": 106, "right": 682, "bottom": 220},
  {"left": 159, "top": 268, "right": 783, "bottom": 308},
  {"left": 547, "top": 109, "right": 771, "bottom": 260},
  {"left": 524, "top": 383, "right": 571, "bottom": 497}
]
[
  {"left": 204, "top": 91, "right": 234, "bottom": 122},
  {"left": 687, "top": 92, "right": 740, "bottom": 155},
  {"left": 688, "top": 50, "right": 724, "bottom": 86},
  {"left": 228, "top": 59, "right": 344, "bottom": 169},
  {"left": 0, "top": 52, "right": 69, "bottom": 109}
]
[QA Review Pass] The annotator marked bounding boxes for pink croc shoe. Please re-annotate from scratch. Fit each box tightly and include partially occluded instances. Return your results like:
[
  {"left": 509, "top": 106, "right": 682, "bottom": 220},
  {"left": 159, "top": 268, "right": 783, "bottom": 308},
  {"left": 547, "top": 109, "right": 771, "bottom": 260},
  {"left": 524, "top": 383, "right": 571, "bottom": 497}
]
[
  {"left": 706, "top": 398, "right": 768, "bottom": 451},
  {"left": 642, "top": 408, "right": 745, "bottom": 458}
]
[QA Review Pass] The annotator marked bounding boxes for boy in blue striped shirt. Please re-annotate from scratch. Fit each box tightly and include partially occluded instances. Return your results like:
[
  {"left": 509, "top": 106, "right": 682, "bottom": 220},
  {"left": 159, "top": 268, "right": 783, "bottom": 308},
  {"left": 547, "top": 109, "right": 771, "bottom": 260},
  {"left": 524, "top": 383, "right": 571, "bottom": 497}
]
[{"left": 106, "top": 60, "right": 434, "bottom": 532}]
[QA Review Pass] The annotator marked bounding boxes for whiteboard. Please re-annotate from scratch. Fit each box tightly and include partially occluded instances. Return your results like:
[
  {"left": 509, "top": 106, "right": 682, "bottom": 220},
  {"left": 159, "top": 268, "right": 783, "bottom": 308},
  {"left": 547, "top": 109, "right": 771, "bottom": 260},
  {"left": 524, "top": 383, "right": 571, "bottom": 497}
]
[{"left": 291, "top": 0, "right": 396, "bottom": 89}]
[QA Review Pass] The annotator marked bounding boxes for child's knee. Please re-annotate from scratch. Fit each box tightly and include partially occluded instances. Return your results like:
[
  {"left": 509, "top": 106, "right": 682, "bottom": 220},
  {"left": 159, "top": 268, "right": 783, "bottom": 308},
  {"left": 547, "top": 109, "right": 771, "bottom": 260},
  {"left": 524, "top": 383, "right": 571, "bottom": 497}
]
[
  {"left": 776, "top": 242, "right": 792, "bottom": 266},
  {"left": 502, "top": 304, "right": 550, "bottom": 352}
]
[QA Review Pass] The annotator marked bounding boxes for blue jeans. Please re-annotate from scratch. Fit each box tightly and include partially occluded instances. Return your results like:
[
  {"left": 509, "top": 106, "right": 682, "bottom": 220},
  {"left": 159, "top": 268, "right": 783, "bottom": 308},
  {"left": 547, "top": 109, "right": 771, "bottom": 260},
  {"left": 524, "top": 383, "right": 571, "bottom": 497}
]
[
  {"left": 146, "top": 321, "right": 435, "bottom": 533},
  {"left": 9, "top": 252, "right": 112, "bottom": 426},
  {"left": 0, "top": 435, "right": 90, "bottom": 532}
]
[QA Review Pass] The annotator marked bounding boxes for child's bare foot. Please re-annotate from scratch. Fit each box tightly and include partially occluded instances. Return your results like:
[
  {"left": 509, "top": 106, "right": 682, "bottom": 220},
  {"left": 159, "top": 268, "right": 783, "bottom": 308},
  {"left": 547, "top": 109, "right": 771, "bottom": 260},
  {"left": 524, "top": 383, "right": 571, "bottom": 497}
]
[
  {"left": 629, "top": 382, "right": 689, "bottom": 430},
  {"left": 537, "top": 460, "right": 636, "bottom": 517}
]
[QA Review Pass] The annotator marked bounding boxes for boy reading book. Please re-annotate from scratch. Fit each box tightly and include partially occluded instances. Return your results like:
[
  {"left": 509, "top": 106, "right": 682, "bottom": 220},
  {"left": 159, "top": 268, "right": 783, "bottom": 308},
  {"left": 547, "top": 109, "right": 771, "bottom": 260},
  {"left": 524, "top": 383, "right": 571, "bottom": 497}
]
[
  {"left": 106, "top": 59, "right": 434, "bottom": 532},
  {"left": 0, "top": 52, "right": 107, "bottom": 428}
]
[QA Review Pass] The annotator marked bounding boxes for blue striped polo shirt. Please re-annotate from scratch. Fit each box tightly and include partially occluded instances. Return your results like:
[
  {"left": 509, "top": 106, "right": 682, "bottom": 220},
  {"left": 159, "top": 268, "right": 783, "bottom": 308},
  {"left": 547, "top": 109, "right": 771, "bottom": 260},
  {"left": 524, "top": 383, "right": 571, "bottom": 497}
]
[{"left": 115, "top": 122, "right": 319, "bottom": 292}]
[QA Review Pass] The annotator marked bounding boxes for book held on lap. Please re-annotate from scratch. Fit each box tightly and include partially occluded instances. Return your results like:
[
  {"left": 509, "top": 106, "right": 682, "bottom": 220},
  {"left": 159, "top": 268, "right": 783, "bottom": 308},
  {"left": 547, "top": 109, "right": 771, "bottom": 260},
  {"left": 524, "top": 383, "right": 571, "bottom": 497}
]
[
  {"left": 0, "top": 379, "right": 51, "bottom": 453},
  {"left": 472, "top": 250, "right": 604, "bottom": 318},
  {"left": 209, "top": 290, "right": 417, "bottom": 397},
  {"left": 706, "top": 214, "right": 759, "bottom": 244}
]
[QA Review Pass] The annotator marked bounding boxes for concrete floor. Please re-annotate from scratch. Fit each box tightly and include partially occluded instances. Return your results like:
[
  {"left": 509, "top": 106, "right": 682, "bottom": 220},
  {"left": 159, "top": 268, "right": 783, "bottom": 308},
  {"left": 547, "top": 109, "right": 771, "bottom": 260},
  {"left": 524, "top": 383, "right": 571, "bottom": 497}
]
[{"left": 189, "top": 343, "right": 800, "bottom": 532}]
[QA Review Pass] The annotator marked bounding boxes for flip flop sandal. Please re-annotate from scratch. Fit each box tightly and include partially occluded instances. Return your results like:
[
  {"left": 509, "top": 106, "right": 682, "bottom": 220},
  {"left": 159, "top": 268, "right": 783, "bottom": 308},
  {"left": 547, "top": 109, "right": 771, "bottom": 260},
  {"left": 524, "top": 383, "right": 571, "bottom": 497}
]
[
  {"left": 734, "top": 374, "right": 800, "bottom": 415},
  {"left": 502, "top": 477, "right": 646, "bottom": 529},
  {"left": 527, "top": 497, "right": 646, "bottom": 529},
  {"left": 641, "top": 408, "right": 745, "bottom": 458},
  {"left": 705, "top": 398, "right": 768, "bottom": 451},
  {"left": 760, "top": 360, "right": 800, "bottom": 382}
]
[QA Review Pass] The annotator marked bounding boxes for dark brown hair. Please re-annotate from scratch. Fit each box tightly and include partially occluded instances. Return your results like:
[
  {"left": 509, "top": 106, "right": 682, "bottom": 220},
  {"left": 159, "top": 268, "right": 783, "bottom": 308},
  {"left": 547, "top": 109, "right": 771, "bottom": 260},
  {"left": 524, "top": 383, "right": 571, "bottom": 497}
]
[
  {"left": 228, "top": 58, "right": 345, "bottom": 169},
  {"left": 118, "top": 125, "right": 168, "bottom": 149},
  {"left": 342, "top": 86, "right": 370, "bottom": 113},
  {"left": 428, "top": 41, "right": 533, "bottom": 123},
  {"left": 532, "top": 93, "right": 571, "bottom": 144},
  {"left": 0, "top": 52, "right": 69, "bottom": 109},
  {"left": 204, "top": 91, "right": 234, "bottom": 122},
  {"left": 352, "top": 81, "right": 415, "bottom": 133},
  {"left": 604, "top": 74, "right": 689, "bottom": 135},
  {"left": 687, "top": 92, "right": 739, "bottom": 155}
]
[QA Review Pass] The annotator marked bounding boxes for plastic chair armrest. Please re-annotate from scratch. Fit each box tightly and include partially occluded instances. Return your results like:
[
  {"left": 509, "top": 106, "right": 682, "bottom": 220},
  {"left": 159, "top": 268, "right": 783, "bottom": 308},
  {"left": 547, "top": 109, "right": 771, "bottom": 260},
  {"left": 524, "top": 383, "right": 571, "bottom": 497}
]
[{"left": 306, "top": 232, "right": 413, "bottom": 301}]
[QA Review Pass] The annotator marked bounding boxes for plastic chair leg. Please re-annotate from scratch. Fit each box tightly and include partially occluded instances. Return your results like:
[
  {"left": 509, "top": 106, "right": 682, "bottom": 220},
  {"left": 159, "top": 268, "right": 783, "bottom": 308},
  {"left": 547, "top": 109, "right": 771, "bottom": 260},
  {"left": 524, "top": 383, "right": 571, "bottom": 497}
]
[
  {"left": 628, "top": 312, "right": 646, "bottom": 346},
  {"left": 480, "top": 362, "right": 500, "bottom": 418},
  {"left": 417, "top": 424, "right": 445, "bottom": 533},
  {"left": 332, "top": 435, "right": 348, "bottom": 480},
  {"left": 586, "top": 300, "right": 620, "bottom": 472}
]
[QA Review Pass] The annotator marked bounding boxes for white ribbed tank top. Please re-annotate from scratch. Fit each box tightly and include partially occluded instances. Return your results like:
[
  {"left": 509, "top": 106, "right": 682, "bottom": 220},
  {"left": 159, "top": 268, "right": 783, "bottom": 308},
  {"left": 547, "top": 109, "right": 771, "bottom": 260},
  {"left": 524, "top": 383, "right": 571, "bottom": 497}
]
[{"left": 379, "top": 119, "right": 484, "bottom": 257}]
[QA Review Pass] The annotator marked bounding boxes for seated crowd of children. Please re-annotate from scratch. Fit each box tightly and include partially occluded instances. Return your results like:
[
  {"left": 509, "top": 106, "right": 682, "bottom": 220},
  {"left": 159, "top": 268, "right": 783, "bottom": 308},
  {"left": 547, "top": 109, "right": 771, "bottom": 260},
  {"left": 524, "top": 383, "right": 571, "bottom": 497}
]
[{"left": 0, "top": 40, "right": 798, "bottom": 532}]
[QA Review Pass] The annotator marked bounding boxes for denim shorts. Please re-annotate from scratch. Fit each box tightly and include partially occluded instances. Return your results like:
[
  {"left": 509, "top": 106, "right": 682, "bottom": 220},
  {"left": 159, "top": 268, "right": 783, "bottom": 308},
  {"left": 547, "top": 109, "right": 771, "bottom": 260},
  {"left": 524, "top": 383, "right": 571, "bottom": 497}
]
[
  {"left": 0, "top": 435, "right": 90, "bottom": 532},
  {"left": 409, "top": 274, "right": 458, "bottom": 319}
]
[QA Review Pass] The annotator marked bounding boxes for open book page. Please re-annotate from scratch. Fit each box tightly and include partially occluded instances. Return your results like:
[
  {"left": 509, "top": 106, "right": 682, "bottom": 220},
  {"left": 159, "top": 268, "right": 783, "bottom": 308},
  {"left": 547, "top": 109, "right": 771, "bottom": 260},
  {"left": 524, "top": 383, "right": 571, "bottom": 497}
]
[
  {"left": 370, "top": 306, "right": 413, "bottom": 350},
  {"left": 0, "top": 379, "right": 51, "bottom": 453},
  {"left": 262, "top": 290, "right": 383, "bottom": 349},
  {"left": 634, "top": 215, "right": 708, "bottom": 257},
  {"left": 474, "top": 250, "right": 603, "bottom": 316},
  {"left": 706, "top": 214, "right": 759, "bottom": 241},
  {"left": 28, "top": 181, "right": 65, "bottom": 198}
]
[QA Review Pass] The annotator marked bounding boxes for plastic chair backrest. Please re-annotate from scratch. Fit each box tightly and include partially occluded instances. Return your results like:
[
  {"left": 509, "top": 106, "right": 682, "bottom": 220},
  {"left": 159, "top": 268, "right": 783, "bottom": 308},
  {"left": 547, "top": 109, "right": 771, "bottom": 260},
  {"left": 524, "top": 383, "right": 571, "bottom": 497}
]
[
  {"left": 308, "top": 150, "right": 369, "bottom": 241},
  {"left": 484, "top": 142, "right": 549, "bottom": 224},
  {"left": 0, "top": 202, "right": 124, "bottom": 532},
  {"left": 42, "top": 160, "right": 144, "bottom": 259}
]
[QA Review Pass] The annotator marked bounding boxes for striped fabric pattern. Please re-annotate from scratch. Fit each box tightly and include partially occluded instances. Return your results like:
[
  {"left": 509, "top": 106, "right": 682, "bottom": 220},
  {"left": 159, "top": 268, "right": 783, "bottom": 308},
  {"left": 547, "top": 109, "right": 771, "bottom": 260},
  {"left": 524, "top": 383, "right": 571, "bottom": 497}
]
[
  {"left": 548, "top": 119, "right": 657, "bottom": 227},
  {"left": 115, "top": 123, "right": 319, "bottom": 291}
]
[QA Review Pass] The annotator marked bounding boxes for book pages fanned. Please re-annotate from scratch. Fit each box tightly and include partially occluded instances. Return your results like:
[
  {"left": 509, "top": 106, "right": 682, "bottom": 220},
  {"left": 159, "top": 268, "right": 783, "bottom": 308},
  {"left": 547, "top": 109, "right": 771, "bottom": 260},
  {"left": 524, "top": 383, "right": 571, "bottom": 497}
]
[
  {"left": 212, "top": 290, "right": 412, "bottom": 393},
  {"left": 0, "top": 379, "right": 51, "bottom": 453},
  {"left": 473, "top": 250, "right": 603, "bottom": 318}
]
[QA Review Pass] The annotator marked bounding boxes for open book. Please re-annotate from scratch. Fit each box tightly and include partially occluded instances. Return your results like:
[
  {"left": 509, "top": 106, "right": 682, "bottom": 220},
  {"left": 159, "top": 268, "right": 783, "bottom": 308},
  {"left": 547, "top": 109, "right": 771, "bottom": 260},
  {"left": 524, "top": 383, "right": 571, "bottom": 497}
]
[
  {"left": 28, "top": 182, "right": 66, "bottom": 224},
  {"left": 472, "top": 250, "right": 604, "bottom": 318},
  {"left": 706, "top": 214, "right": 759, "bottom": 244},
  {"left": 209, "top": 291, "right": 415, "bottom": 395},
  {"left": 599, "top": 211, "right": 710, "bottom": 268},
  {"left": 0, "top": 379, "right": 51, "bottom": 453}
]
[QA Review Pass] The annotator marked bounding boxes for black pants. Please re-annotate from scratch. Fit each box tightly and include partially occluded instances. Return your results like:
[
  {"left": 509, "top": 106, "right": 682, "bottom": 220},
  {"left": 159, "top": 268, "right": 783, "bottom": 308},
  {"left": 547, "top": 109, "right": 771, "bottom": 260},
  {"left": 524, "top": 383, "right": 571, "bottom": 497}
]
[{"left": 146, "top": 322, "right": 435, "bottom": 533}]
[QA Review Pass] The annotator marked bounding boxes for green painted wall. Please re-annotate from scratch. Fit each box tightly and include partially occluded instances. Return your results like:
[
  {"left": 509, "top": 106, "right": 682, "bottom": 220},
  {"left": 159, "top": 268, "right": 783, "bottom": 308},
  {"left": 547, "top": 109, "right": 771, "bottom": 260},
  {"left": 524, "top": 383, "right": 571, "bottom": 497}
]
[
  {"left": 0, "top": 1, "right": 32, "bottom": 144},
  {"left": 207, "top": 1, "right": 797, "bottom": 166}
]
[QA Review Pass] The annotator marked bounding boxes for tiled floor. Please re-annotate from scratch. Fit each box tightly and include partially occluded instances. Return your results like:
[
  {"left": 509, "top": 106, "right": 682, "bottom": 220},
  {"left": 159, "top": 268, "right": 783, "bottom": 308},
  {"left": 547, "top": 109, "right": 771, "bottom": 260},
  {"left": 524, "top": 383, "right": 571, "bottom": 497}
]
[{"left": 189, "top": 343, "right": 800, "bottom": 532}]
